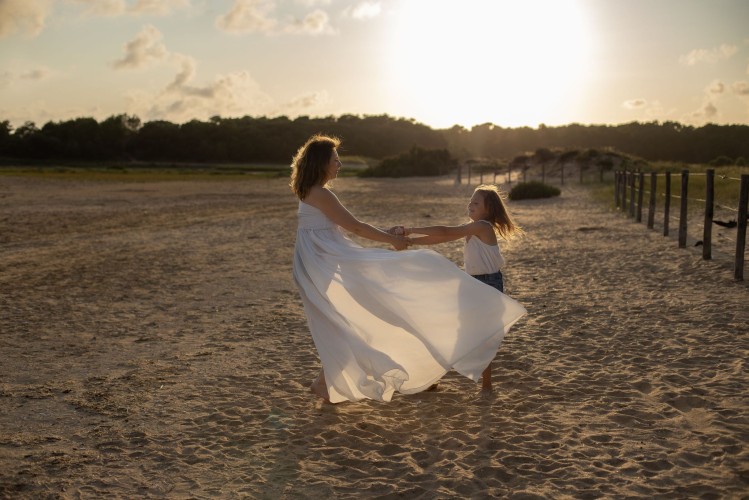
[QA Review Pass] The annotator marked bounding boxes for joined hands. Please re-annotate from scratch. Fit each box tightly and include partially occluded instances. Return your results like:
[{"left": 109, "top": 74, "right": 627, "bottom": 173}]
[{"left": 387, "top": 225, "right": 410, "bottom": 251}]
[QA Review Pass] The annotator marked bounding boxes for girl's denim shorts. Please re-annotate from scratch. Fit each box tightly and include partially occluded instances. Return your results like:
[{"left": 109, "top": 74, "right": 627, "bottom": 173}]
[{"left": 471, "top": 271, "right": 504, "bottom": 293}]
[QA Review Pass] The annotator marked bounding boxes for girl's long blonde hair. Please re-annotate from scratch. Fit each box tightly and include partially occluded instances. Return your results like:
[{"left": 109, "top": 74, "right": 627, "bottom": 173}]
[
  {"left": 289, "top": 134, "right": 341, "bottom": 200},
  {"left": 474, "top": 184, "right": 523, "bottom": 240}
]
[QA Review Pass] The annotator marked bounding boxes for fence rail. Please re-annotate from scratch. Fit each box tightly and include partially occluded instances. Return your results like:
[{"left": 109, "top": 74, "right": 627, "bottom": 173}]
[{"left": 615, "top": 169, "right": 749, "bottom": 281}]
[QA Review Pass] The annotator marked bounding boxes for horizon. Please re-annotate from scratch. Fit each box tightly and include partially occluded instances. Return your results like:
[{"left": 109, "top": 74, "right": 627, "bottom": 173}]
[
  {"left": 8, "top": 111, "right": 749, "bottom": 133},
  {"left": 2, "top": 0, "right": 749, "bottom": 130}
]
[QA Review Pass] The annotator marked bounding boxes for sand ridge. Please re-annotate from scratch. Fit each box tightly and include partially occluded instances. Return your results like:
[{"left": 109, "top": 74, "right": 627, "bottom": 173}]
[{"left": 0, "top": 175, "right": 747, "bottom": 498}]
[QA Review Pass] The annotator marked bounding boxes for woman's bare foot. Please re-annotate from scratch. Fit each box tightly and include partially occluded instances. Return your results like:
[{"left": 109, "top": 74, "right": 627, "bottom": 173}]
[
  {"left": 310, "top": 370, "right": 331, "bottom": 403},
  {"left": 481, "top": 365, "right": 492, "bottom": 393}
]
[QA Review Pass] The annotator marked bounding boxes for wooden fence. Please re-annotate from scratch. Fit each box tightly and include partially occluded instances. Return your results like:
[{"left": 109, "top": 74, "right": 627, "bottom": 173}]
[
  {"left": 456, "top": 162, "right": 611, "bottom": 187},
  {"left": 614, "top": 169, "right": 749, "bottom": 281}
]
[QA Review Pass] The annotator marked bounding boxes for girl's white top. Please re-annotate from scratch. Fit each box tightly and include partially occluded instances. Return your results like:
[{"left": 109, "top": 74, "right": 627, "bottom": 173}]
[
  {"left": 292, "top": 198, "right": 526, "bottom": 403},
  {"left": 463, "top": 221, "right": 505, "bottom": 275}
]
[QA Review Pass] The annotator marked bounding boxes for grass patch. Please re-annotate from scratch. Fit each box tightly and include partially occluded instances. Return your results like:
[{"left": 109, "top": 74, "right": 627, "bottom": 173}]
[
  {"left": 0, "top": 158, "right": 369, "bottom": 182},
  {"left": 617, "top": 164, "right": 748, "bottom": 217},
  {"left": 0, "top": 162, "right": 292, "bottom": 182}
]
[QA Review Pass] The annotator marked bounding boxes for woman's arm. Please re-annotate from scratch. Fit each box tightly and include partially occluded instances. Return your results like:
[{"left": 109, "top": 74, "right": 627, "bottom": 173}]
[{"left": 304, "top": 187, "right": 409, "bottom": 249}]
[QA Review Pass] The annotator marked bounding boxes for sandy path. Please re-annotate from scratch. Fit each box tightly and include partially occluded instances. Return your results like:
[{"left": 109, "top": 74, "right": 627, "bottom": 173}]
[{"left": 0, "top": 175, "right": 747, "bottom": 498}]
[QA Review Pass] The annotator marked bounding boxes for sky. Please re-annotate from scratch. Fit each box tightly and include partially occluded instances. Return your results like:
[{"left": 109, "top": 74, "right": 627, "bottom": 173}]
[{"left": 1, "top": 0, "right": 748, "bottom": 130}]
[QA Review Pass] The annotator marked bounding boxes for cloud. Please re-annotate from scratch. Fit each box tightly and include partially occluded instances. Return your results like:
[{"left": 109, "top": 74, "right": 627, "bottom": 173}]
[
  {"left": 687, "top": 100, "right": 719, "bottom": 123},
  {"left": 67, "top": 0, "right": 190, "bottom": 17},
  {"left": 733, "top": 81, "right": 749, "bottom": 96},
  {"left": 706, "top": 80, "right": 725, "bottom": 94},
  {"left": 216, "top": 0, "right": 279, "bottom": 34},
  {"left": 622, "top": 98, "right": 676, "bottom": 120},
  {"left": 216, "top": 0, "right": 334, "bottom": 35},
  {"left": 0, "top": 71, "right": 11, "bottom": 88},
  {"left": 295, "top": 0, "right": 331, "bottom": 6},
  {"left": 679, "top": 44, "right": 737, "bottom": 66},
  {"left": 0, "top": 66, "right": 53, "bottom": 88},
  {"left": 113, "top": 25, "right": 168, "bottom": 69},
  {"left": 121, "top": 47, "right": 274, "bottom": 122},
  {"left": 282, "top": 9, "right": 334, "bottom": 34},
  {"left": 110, "top": 18, "right": 278, "bottom": 122},
  {"left": 127, "top": 0, "right": 190, "bottom": 16},
  {"left": 0, "top": 0, "right": 53, "bottom": 38},
  {"left": 283, "top": 90, "right": 330, "bottom": 114},
  {"left": 139, "top": 66, "right": 275, "bottom": 122},
  {"left": 622, "top": 98, "right": 647, "bottom": 109},
  {"left": 165, "top": 54, "right": 220, "bottom": 98},
  {"left": 19, "top": 67, "right": 51, "bottom": 80},
  {"left": 343, "top": 1, "right": 382, "bottom": 20}
]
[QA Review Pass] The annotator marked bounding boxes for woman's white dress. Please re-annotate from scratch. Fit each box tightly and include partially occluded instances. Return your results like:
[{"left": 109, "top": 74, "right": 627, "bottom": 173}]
[{"left": 293, "top": 200, "right": 526, "bottom": 403}]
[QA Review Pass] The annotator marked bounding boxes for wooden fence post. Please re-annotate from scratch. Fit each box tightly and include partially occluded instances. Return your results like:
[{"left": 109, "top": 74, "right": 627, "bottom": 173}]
[
  {"left": 621, "top": 170, "right": 627, "bottom": 210},
  {"left": 616, "top": 171, "right": 622, "bottom": 208},
  {"left": 615, "top": 171, "right": 620, "bottom": 208},
  {"left": 629, "top": 171, "right": 636, "bottom": 218},
  {"left": 678, "top": 169, "right": 689, "bottom": 248},
  {"left": 703, "top": 169, "right": 714, "bottom": 260},
  {"left": 636, "top": 172, "right": 645, "bottom": 222},
  {"left": 735, "top": 174, "right": 749, "bottom": 281},
  {"left": 647, "top": 172, "right": 656, "bottom": 229},
  {"left": 664, "top": 172, "right": 671, "bottom": 236}
]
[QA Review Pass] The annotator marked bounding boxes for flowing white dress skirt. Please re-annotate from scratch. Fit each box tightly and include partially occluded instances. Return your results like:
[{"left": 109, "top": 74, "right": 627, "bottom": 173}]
[{"left": 293, "top": 201, "right": 527, "bottom": 403}]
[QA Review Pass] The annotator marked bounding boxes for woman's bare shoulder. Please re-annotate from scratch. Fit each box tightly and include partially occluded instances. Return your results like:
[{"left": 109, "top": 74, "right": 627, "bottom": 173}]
[{"left": 304, "top": 186, "right": 334, "bottom": 204}]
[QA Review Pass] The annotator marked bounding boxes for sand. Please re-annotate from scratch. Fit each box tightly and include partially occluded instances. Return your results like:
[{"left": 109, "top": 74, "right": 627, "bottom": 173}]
[{"left": 1, "top": 174, "right": 747, "bottom": 499}]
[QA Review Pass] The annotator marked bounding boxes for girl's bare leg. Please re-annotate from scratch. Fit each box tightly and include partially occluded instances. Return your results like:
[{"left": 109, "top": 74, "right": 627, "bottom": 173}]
[
  {"left": 310, "top": 368, "right": 331, "bottom": 402},
  {"left": 481, "top": 364, "right": 492, "bottom": 392}
]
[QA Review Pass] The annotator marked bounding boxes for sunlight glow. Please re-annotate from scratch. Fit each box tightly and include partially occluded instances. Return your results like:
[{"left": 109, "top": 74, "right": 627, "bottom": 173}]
[{"left": 386, "top": 0, "right": 592, "bottom": 128}]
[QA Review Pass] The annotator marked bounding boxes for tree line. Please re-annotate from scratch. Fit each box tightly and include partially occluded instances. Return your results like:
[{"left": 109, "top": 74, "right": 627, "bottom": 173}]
[{"left": 1, "top": 114, "right": 748, "bottom": 165}]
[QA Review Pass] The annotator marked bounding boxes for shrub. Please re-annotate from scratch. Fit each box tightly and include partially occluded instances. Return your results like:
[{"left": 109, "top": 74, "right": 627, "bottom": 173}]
[
  {"left": 359, "top": 147, "right": 456, "bottom": 177},
  {"left": 709, "top": 155, "right": 733, "bottom": 167},
  {"left": 509, "top": 181, "right": 561, "bottom": 200},
  {"left": 735, "top": 157, "right": 746, "bottom": 166}
]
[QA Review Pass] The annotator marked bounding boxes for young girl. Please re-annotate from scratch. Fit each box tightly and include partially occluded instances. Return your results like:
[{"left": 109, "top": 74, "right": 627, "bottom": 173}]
[
  {"left": 393, "top": 185, "right": 523, "bottom": 392},
  {"left": 291, "top": 135, "right": 526, "bottom": 403}
]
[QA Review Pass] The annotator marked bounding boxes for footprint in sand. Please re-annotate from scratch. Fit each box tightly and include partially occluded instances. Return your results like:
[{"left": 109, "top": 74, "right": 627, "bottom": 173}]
[{"left": 666, "top": 395, "right": 710, "bottom": 412}]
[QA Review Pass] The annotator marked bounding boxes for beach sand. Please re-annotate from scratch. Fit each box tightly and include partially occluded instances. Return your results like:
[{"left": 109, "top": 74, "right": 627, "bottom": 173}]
[{"left": 1, "top": 174, "right": 747, "bottom": 498}]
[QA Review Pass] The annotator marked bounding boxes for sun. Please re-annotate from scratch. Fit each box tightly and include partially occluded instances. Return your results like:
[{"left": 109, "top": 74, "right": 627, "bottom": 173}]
[{"left": 384, "top": 0, "right": 591, "bottom": 128}]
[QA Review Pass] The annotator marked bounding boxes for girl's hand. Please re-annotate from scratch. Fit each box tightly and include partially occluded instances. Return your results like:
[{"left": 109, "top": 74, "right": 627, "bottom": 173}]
[
  {"left": 391, "top": 235, "right": 409, "bottom": 251},
  {"left": 386, "top": 225, "right": 406, "bottom": 236}
]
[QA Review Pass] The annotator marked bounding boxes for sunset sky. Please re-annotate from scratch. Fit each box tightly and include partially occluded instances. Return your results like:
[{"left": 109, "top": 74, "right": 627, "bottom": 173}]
[{"left": 1, "top": 0, "right": 748, "bottom": 130}]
